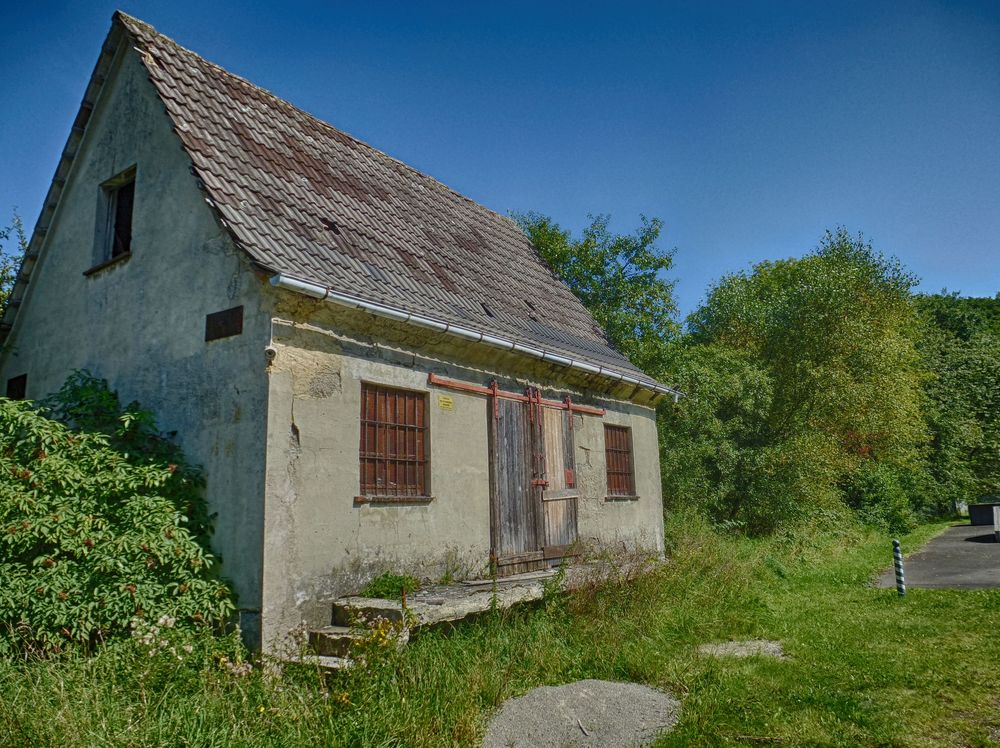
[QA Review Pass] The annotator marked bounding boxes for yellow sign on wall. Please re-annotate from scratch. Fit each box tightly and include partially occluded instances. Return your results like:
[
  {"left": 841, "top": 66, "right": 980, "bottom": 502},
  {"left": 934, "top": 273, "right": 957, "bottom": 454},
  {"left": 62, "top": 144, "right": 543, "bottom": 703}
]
[{"left": 437, "top": 394, "right": 455, "bottom": 411}]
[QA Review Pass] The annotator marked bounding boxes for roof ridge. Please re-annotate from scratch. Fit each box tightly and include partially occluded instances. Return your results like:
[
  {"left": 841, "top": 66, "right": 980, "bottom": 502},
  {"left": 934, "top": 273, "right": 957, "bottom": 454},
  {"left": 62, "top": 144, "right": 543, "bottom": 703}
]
[{"left": 113, "top": 11, "right": 530, "bottom": 239}]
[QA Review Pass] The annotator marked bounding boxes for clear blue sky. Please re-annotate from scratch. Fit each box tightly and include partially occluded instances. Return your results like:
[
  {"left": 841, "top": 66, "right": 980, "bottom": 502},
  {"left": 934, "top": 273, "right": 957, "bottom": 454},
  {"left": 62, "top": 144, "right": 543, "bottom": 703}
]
[{"left": 2, "top": 1, "right": 997, "bottom": 317}]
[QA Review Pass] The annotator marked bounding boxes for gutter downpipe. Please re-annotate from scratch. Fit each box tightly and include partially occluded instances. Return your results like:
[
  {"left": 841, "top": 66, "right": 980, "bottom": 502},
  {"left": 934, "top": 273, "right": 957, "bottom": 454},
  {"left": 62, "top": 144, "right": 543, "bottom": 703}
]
[{"left": 269, "top": 273, "right": 683, "bottom": 403}]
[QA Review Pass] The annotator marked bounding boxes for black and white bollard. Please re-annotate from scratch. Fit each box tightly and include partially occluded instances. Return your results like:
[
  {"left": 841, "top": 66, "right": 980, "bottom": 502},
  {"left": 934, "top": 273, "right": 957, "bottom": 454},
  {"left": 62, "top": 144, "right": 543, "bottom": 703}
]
[{"left": 892, "top": 539, "right": 906, "bottom": 597}]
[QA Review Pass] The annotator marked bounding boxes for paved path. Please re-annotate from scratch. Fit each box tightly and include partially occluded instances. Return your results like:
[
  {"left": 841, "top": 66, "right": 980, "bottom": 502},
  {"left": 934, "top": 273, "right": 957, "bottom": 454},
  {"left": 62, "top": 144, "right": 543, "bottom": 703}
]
[{"left": 875, "top": 524, "right": 1000, "bottom": 589}]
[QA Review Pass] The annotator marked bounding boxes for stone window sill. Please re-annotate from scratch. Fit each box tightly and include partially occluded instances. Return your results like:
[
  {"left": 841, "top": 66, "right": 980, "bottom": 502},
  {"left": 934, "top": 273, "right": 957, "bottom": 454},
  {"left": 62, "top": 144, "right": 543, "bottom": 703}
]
[
  {"left": 355, "top": 495, "right": 434, "bottom": 506},
  {"left": 604, "top": 494, "right": 640, "bottom": 502},
  {"left": 83, "top": 251, "right": 132, "bottom": 276}
]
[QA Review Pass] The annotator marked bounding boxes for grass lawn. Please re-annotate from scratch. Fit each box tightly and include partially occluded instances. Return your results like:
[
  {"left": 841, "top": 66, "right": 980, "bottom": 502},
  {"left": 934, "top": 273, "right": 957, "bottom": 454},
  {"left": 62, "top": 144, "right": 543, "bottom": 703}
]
[{"left": 1, "top": 514, "right": 997, "bottom": 746}]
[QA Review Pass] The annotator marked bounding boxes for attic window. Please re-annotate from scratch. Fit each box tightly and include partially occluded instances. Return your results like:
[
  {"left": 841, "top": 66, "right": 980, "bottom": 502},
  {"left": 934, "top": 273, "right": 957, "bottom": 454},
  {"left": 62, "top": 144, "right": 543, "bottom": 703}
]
[
  {"left": 103, "top": 167, "right": 136, "bottom": 258},
  {"left": 87, "top": 167, "right": 137, "bottom": 274},
  {"left": 109, "top": 179, "right": 134, "bottom": 258}
]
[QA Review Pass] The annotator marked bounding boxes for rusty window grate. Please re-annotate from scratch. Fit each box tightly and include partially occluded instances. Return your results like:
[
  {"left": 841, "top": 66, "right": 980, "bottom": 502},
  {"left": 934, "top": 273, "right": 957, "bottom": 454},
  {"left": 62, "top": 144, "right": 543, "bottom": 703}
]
[
  {"left": 360, "top": 383, "right": 428, "bottom": 497},
  {"left": 604, "top": 425, "right": 635, "bottom": 496}
]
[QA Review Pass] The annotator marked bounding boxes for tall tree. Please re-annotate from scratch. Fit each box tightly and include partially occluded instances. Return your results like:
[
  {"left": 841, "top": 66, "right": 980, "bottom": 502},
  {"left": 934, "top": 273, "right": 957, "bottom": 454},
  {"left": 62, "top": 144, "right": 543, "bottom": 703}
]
[
  {"left": 667, "top": 229, "right": 927, "bottom": 532},
  {"left": 916, "top": 293, "right": 1000, "bottom": 511},
  {"left": 514, "top": 212, "right": 679, "bottom": 376},
  {"left": 0, "top": 212, "right": 27, "bottom": 316}
]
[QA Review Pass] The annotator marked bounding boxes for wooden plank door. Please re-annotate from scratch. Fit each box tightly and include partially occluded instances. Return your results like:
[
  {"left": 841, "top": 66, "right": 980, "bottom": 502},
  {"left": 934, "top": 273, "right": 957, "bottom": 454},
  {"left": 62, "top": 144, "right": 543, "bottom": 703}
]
[
  {"left": 490, "top": 396, "right": 544, "bottom": 574},
  {"left": 540, "top": 406, "right": 579, "bottom": 558},
  {"left": 489, "top": 389, "right": 579, "bottom": 575}
]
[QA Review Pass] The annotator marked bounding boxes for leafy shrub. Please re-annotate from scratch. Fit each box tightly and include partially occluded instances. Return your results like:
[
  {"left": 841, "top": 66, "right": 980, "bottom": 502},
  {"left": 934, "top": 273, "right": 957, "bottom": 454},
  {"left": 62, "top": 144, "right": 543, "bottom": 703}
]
[
  {"left": 0, "top": 372, "right": 234, "bottom": 654},
  {"left": 843, "top": 462, "right": 916, "bottom": 534},
  {"left": 663, "top": 230, "right": 931, "bottom": 534},
  {"left": 660, "top": 344, "right": 844, "bottom": 533},
  {"left": 361, "top": 572, "right": 421, "bottom": 600}
]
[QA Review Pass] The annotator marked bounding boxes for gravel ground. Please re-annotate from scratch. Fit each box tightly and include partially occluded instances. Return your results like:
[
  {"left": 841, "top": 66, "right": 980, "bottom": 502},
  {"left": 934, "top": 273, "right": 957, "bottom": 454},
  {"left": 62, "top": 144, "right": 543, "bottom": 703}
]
[
  {"left": 482, "top": 679, "right": 680, "bottom": 748},
  {"left": 697, "top": 639, "right": 786, "bottom": 659}
]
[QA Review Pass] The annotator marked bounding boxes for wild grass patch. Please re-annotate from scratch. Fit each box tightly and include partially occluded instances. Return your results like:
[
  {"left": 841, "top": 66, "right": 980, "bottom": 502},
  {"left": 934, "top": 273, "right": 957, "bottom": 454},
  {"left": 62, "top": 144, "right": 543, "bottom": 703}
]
[{"left": 1, "top": 517, "right": 997, "bottom": 747}]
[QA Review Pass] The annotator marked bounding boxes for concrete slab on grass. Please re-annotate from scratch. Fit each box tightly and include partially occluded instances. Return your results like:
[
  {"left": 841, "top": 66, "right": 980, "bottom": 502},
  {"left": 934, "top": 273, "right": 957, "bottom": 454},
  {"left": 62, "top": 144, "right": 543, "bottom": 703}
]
[
  {"left": 875, "top": 525, "right": 1000, "bottom": 590},
  {"left": 483, "top": 680, "right": 680, "bottom": 748},
  {"left": 698, "top": 639, "right": 786, "bottom": 659}
]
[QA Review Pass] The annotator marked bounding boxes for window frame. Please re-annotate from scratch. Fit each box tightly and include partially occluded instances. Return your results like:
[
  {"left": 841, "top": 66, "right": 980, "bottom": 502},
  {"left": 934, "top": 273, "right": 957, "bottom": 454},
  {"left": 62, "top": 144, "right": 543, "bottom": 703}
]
[
  {"left": 603, "top": 424, "right": 637, "bottom": 499},
  {"left": 357, "top": 382, "right": 431, "bottom": 504},
  {"left": 86, "top": 166, "right": 136, "bottom": 275},
  {"left": 107, "top": 175, "right": 135, "bottom": 260}
]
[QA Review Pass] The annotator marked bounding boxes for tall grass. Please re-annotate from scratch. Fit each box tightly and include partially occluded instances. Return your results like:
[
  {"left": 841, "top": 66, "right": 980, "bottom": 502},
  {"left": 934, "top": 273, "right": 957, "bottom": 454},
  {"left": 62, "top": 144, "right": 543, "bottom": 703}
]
[{"left": 1, "top": 514, "right": 997, "bottom": 746}]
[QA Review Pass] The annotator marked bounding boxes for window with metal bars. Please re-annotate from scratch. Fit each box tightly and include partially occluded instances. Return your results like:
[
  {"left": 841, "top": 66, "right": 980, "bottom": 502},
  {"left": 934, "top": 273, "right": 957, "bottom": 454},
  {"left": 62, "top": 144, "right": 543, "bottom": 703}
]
[
  {"left": 359, "top": 383, "right": 429, "bottom": 498},
  {"left": 604, "top": 424, "right": 636, "bottom": 497}
]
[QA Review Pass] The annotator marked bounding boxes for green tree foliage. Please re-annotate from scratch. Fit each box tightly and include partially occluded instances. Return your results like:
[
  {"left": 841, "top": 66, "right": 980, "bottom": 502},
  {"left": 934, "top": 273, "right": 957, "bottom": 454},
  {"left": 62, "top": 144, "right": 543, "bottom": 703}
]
[
  {"left": 0, "top": 212, "right": 27, "bottom": 315},
  {"left": 513, "top": 212, "right": 679, "bottom": 375},
  {"left": 915, "top": 293, "right": 1000, "bottom": 511},
  {"left": 0, "top": 372, "right": 234, "bottom": 654},
  {"left": 666, "top": 229, "right": 927, "bottom": 532}
]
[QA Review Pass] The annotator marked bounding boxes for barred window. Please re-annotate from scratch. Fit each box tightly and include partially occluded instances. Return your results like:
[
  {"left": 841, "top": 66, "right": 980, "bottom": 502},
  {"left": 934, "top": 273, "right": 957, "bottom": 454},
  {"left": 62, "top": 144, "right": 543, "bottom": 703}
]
[
  {"left": 359, "top": 383, "right": 428, "bottom": 497},
  {"left": 604, "top": 425, "right": 636, "bottom": 497}
]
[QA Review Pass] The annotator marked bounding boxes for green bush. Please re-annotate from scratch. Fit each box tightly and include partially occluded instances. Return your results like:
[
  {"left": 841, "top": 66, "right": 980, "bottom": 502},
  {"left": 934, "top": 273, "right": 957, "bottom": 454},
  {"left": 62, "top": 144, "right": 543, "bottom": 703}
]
[
  {"left": 0, "top": 372, "right": 234, "bottom": 654},
  {"left": 361, "top": 572, "right": 421, "bottom": 600},
  {"left": 843, "top": 462, "right": 916, "bottom": 534}
]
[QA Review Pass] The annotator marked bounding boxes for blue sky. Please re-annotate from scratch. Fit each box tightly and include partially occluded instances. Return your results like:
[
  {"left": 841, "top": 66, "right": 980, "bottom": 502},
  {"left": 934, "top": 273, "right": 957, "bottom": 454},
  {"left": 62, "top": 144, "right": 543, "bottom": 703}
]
[{"left": 2, "top": 1, "right": 997, "bottom": 317}]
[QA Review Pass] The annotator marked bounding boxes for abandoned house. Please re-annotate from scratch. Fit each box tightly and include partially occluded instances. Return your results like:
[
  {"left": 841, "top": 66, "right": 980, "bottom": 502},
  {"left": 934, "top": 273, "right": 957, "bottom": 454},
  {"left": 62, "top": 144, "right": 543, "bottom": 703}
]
[{"left": 0, "top": 12, "right": 681, "bottom": 652}]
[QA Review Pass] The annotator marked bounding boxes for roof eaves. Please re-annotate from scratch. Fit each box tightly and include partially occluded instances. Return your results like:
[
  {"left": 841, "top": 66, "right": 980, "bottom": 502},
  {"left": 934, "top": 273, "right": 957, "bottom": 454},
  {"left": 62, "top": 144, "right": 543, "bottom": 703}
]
[{"left": 270, "top": 272, "right": 683, "bottom": 402}]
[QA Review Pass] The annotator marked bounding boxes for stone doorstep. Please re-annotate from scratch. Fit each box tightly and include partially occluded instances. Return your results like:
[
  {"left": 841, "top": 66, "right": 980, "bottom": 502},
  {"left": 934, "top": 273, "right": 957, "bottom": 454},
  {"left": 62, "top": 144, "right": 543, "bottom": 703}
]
[
  {"left": 307, "top": 625, "right": 363, "bottom": 657},
  {"left": 306, "top": 561, "right": 652, "bottom": 666},
  {"left": 308, "top": 624, "right": 410, "bottom": 657},
  {"left": 330, "top": 582, "right": 546, "bottom": 628}
]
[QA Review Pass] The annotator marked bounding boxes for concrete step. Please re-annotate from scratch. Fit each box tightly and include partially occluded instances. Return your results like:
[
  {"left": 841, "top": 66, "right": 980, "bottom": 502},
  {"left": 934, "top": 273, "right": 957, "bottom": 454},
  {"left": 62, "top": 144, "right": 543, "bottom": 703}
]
[
  {"left": 309, "top": 621, "right": 411, "bottom": 659},
  {"left": 331, "top": 596, "right": 406, "bottom": 627},
  {"left": 293, "top": 654, "right": 352, "bottom": 671},
  {"left": 331, "top": 581, "right": 546, "bottom": 629},
  {"left": 308, "top": 625, "right": 363, "bottom": 657}
]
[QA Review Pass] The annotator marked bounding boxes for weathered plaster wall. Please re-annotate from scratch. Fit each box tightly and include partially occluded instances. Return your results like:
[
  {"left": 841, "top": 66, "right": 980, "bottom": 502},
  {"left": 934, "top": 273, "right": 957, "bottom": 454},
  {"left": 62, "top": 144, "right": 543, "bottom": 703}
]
[
  {"left": 259, "top": 293, "right": 665, "bottom": 651},
  {"left": 573, "top": 403, "right": 665, "bottom": 554},
  {"left": 0, "top": 44, "right": 272, "bottom": 639}
]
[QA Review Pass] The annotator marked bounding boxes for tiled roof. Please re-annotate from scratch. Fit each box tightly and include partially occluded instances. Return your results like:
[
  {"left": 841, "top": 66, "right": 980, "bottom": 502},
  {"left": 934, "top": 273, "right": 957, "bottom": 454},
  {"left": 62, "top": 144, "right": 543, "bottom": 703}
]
[{"left": 117, "top": 13, "right": 667, "bottom": 390}]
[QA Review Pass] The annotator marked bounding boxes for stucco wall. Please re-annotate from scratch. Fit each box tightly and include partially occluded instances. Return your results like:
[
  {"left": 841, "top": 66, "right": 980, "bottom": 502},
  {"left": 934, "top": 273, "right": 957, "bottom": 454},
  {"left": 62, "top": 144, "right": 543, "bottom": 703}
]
[
  {"left": 260, "top": 295, "right": 665, "bottom": 651},
  {"left": 573, "top": 402, "right": 665, "bottom": 554},
  {"left": 0, "top": 44, "right": 272, "bottom": 639}
]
